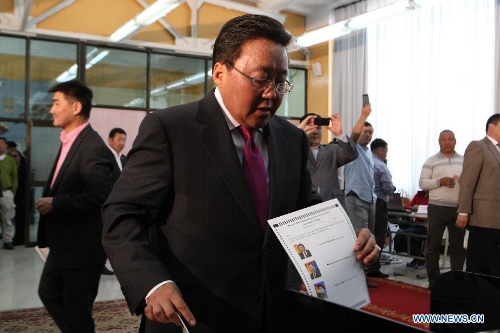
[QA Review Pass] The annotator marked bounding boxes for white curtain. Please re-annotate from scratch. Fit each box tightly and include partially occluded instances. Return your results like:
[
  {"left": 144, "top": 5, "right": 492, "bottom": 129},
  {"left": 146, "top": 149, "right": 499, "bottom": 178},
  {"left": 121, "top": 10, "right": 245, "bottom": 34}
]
[
  {"left": 496, "top": 0, "right": 500, "bottom": 112},
  {"left": 332, "top": 1, "right": 367, "bottom": 132},
  {"left": 332, "top": 1, "right": 367, "bottom": 190},
  {"left": 335, "top": 0, "right": 497, "bottom": 198}
]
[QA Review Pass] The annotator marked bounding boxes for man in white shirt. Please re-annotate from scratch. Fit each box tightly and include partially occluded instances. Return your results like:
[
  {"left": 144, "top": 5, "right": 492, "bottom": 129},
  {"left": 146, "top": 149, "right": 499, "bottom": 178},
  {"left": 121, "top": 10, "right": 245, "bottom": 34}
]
[
  {"left": 108, "top": 128, "right": 127, "bottom": 171},
  {"left": 101, "top": 127, "right": 127, "bottom": 275},
  {"left": 420, "top": 130, "right": 465, "bottom": 290}
]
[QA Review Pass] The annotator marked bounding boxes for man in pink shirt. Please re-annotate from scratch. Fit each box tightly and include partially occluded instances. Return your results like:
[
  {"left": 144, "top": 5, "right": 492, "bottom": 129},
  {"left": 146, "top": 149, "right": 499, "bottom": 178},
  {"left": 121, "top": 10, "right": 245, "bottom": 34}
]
[{"left": 35, "top": 80, "right": 118, "bottom": 333}]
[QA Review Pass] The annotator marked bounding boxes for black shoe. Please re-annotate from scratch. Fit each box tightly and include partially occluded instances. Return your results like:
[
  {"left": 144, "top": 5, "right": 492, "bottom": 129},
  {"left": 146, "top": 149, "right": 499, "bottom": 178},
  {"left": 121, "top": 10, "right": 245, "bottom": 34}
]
[
  {"left": 366, "top": 269, "right": 389, "bottom": 278},
  {"left": 366, "top": 279, "right": 377, "bottom": 288},
  {"left": 415, "top": 260, "right": 426, "bottom": 270},
  {"left": 101, "top": 266, "right": 114, "bottom": 275},
  {"left": 3, "top": 242, "right": 14, "bottom": 250},
  {"left": 406, "top": 259, "right": 418, "bottom": 268}
]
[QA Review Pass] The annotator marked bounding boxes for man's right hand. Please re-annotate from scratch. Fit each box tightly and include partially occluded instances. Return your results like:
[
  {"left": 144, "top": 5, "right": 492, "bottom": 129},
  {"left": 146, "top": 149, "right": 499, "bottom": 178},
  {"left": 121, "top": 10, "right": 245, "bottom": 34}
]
[
  {"left": 361, "top": 103, "right": 372, "bottom": 119},
  {"left": 298, "top": 115, "right": 318, "bottom": 135},
  {"left": 439, "top": 176, "right": 455, "bottom": 188},
  {"left": 144, "top": 282, "right": 196, "bottom": 327},
  {"left": 456, "top": 214, "right": 469, "bottom": 229}
]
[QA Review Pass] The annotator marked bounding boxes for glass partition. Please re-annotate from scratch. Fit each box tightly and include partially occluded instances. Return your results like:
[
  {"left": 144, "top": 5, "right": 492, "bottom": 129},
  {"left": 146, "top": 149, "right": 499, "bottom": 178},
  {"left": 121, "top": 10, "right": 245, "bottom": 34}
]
[
  {"left": 0, "top": 121, "right": 29, "bottom": 245},
  {"left": 0, "top": 36, "right": 26, "bottom": 119},
  {"left": 86, "top": 46, "right": 148, "bottom": 108},
  {"left": 29, "top": 40, "right": 78, "bottom": 120},
  {"left": 31, "top": 125, "right": 61, "bottom": 183},
  {"left": 29, "top": 186, "right": 43, "bottom": 244},
  {"left": 277, "top": 67, "right": 306, "bottom": 118},
  {"left": 150, "top": 54, "right": 207, "bottom": 109}
]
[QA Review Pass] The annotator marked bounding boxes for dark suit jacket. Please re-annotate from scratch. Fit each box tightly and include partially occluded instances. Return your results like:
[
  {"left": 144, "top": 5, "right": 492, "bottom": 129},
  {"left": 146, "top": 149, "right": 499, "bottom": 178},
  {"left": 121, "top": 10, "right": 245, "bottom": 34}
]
[
  {"left": 308, "top": 138, "right": 358, "bottom": 206},
  {"left": 102, "top": 90, "right": 315, "bottom": 332},
  {"left": 458, "top": 137, "right": 500, "bottom": 229},
  {"left": 37, "top": 124, "right": 118, "bottom": 268}
]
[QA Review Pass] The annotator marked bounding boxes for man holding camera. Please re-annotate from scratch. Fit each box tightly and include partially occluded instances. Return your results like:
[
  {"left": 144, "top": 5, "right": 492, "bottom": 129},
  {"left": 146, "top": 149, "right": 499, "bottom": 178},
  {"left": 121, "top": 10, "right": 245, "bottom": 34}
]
[{"left": 298, "top": 106, "right": 370, "bottom": 208}]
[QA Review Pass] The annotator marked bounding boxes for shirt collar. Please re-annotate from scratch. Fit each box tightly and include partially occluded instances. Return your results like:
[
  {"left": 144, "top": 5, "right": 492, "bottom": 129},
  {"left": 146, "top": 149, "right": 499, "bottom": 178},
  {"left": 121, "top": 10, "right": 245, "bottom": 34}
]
[
  {"left": 60, "top": 122, "right": 89, "bottom": 144},
  {"left": 437, "top": 151, "right": 458, "bottom": 158},
  {"left": 487, "top": 135, "right": 499, "bottom": 146},
  {"left": 108, "top": 146, "right": 121, "bottom": 159},
  {"left": 214, "top": 87, "right": 264, "bottom": 133}
]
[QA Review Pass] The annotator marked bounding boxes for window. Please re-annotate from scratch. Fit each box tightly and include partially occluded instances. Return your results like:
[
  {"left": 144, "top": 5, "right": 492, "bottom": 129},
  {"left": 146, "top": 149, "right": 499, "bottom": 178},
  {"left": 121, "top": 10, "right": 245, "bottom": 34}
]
[
  {"left": 86, "top": 46, "right": 148, "bottom": 108},
  {"left": 150, "top": 54, "right": 208, "bottom": 109},
  {"left": 0, "top": 36, "right": 26, "bottom": 119},
  {"left": 277, "top": 67, "right": 306, "bottom": 118},
  {"left": 30, "top": 40, "right": 78, "bottom": 120}
]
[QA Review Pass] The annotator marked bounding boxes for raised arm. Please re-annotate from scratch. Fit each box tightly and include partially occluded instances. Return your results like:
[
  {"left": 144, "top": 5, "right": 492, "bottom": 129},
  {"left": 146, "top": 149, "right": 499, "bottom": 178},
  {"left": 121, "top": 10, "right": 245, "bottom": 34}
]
[{"left": 350, "top": 104, "right": 372, "bottom": 143}]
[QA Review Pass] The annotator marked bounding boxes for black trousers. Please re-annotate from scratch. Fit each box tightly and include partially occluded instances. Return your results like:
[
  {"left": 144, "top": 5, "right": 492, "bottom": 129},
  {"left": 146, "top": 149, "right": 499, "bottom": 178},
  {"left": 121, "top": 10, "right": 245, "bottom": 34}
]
[
  {"left": 367, "top": 198, "right": 388, "bottom": 271},
  {"left": 38, "top": 254, "right": 102, "bottom": 333},
  {"left": 467, "top": 225, "right": 500, "bottom": 277}
]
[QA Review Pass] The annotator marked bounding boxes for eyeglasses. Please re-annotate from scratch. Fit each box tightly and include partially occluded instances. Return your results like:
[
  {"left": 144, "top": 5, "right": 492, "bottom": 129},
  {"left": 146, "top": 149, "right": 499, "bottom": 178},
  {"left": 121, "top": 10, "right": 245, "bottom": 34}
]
[{"left": 228, "top": 63, "right": 293, "bottom": 95}]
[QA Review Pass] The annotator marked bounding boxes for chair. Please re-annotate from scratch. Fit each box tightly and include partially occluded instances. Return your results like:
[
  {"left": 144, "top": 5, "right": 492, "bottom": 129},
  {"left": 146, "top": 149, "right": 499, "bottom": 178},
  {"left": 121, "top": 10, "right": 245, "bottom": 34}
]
[{"left": 401, "top": 196, "right": 411, "bottom": 208}]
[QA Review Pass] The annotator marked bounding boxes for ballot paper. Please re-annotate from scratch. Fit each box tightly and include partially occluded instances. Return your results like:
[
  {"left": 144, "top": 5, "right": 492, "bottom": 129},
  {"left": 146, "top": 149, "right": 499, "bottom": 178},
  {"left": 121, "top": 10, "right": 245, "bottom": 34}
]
[{"left": 268, "top": 199, "right": 370, "bottom": 309}]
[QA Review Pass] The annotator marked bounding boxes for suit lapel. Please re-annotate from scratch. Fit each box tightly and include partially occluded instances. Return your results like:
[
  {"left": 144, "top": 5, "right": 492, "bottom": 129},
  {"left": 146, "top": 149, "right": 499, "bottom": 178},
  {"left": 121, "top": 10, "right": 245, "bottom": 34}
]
[
  {"left": 483, "top": 137, "right": 500, "bottom": 165},
  {"left": 44, "top": 146, "right": 61, "bottom": 196},
  {"left": 267, "top": 119, "right": 286, "bottom": 222},
  {"left": 196, "top": 93, "right": 264, "bottom": 235}
]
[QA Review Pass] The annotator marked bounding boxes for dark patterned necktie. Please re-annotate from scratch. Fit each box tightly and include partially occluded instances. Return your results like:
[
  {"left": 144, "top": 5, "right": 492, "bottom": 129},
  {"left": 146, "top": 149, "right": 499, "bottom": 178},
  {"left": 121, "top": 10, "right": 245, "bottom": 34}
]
[
  {"left": 240, "top": 126, "right": 268, "bottom": 230},
  {"left": 120, "top": 155, "right": 126, "bottom": 169}
]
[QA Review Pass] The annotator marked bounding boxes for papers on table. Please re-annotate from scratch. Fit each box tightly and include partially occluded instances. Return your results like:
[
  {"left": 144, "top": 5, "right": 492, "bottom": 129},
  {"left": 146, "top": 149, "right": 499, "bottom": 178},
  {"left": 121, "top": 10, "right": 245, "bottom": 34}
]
[
  {"left": 268, "top": 199, "right": 370, "bottom": 309},
  {"left": 417, "top": 205, "right": 428, "bottom": 214}
]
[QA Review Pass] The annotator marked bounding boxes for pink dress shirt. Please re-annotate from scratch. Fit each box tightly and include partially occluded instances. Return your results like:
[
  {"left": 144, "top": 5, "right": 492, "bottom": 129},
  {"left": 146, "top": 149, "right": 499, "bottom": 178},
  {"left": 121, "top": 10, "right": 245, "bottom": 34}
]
[{"left": 50, "top": 122, "right": 89, "bottom": 188}]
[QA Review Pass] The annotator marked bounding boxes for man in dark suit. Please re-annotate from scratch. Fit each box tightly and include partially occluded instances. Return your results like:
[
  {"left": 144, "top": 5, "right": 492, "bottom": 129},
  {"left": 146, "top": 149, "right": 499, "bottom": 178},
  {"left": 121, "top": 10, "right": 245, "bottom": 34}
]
[
  {"left": 100, "top": 127, "right": 128, "bottom": 276},
  {"left": 457, "top": 114, "right": 500, "bottom": 277},
  {"left": 308, "top": 263, "right": 322, "bottom": 279},
  {"left": 102, "top": 14, "right": 378, "bottom": 333},
  {"left": 108, "top": 127, "right": 127, "bottom": 171},
  {"left": 297, "top": 243, "right": 312, "bottom": 259},
  {"left": 36, "top": 80, "right": 117, "bottom": 333}
]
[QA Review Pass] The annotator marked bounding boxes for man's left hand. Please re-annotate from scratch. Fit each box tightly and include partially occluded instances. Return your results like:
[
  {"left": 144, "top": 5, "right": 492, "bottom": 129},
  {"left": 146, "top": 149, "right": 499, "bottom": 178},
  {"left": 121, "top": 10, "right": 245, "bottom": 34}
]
[{"left": 354, "top": 228, "right": 379, "bottom": 266}]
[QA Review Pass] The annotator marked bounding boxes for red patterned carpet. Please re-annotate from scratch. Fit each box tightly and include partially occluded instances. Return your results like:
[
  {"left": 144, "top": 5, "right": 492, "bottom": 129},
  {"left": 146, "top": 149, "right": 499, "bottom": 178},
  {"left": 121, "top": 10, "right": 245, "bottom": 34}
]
[
  {"left": 361, "top": 278, "right": 430, "bottom": 331},
  {"left": 1, "top": 282, "right": 430, "bottom": 332},
  {"left": 0, "top": 299, "right": 140, "bottom": 333}
]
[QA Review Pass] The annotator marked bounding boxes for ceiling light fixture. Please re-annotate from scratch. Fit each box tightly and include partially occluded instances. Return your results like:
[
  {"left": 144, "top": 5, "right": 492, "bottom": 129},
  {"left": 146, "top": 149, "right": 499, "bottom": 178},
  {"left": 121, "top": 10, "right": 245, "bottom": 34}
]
[
  {"left": 55, "top": 48, "right": 110, "bottom": 82},
  {"left": 295, "top": 0, "right": 419, "bottom": 48},
  {"left": 110, "top": 0, "right": 184, "bottom": 42}
]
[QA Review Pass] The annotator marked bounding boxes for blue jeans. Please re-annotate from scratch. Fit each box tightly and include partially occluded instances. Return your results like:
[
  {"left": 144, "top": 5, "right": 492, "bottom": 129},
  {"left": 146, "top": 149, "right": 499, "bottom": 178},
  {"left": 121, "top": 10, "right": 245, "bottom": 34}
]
[{"left": 345, "top": 195, "right": 375, "bottom": 232}]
